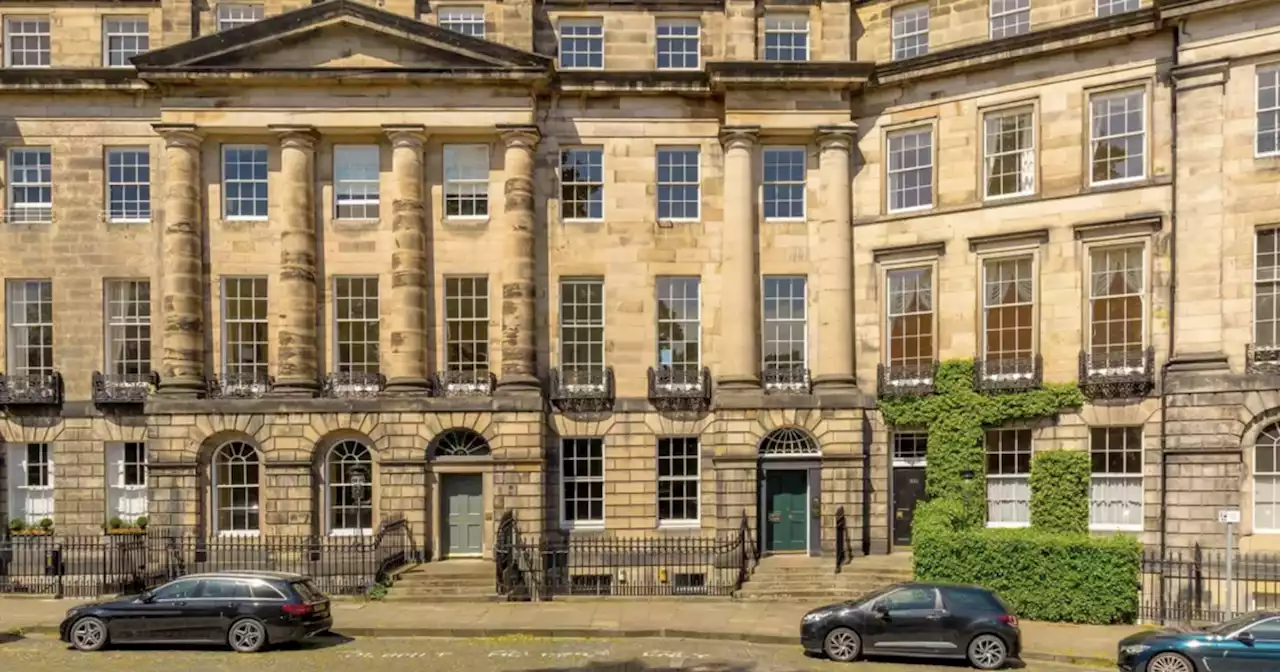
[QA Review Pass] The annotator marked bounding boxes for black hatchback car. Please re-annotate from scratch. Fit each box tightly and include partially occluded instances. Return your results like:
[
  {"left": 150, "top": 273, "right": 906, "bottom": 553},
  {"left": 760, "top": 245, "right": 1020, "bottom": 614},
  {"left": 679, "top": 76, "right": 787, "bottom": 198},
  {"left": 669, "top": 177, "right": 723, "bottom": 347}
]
[
  {"left": 59, "top": 570, "right": 333, "bottom": 653},
  {"left": 800, "top": 582, "right": 1021, "bottom": 670}
]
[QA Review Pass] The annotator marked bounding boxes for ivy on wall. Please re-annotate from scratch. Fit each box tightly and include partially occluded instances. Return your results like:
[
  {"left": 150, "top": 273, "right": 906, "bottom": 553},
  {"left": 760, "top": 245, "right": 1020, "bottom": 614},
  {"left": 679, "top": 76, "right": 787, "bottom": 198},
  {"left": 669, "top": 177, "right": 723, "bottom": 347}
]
[
  {"left": 878, "top": 359, "right": 1085, "bottom": 526},
  {"left": 1029, "top": 450, "right": 1091, "bottom": 534}
]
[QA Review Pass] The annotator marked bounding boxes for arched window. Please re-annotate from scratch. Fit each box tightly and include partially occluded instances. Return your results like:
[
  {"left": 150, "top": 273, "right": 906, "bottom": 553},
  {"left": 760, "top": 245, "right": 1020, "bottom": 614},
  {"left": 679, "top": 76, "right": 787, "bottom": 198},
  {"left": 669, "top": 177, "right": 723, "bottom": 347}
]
[
  {"left": 327, "top": 440, "right": 374, "bottom": 535},
  {"left": 429, "top": 429, "right": 491, "bottom": 458},
  {"left": 213, "top": 441, "right": 260, "bottom": 535},
  {"left": 1257, "top": 425, "right": 1280, "bottom": 532},
  {"left": 758, "top": 427, "right": 820, "bottom": 457}
]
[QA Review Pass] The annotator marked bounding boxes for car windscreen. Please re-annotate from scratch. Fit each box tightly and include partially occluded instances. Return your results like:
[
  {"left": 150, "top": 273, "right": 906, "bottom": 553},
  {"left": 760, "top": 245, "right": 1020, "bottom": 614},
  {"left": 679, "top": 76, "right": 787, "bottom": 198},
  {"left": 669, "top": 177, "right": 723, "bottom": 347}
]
[{"left": 1207, "top": 613, "right": 1264, "bottom": 635}]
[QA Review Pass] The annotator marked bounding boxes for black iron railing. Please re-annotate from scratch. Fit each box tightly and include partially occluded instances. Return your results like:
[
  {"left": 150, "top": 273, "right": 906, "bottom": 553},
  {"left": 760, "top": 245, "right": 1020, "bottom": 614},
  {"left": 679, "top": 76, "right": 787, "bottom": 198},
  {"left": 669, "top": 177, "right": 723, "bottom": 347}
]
[
  {"left": 647, "top": 366, "right": 713, "bottom": 410},
  {"left": 973, "top": 355, "right": 1043, "bottom": 393},
  {"left": 1078, "top": 347, "right": 1155, "bottom": 400},
  {"left": 1247, "top": 344, "right": 1280, "bottom": 375},
  {"left": 876, "top": 361, "right": 937, "bottom": 397},
  {"left": 763, "top": 367, "right": 811, "bottom": 394},
  {"left": 0, "top": 372, "right": 64, "bottom": 406},
  {"left": 1141, "top": 545, "right": 1280, "bottom": 625},
  {"left": 834, "top": 506, "right": 848, "bottom": 575},
  {"left": 0, "top": 516, "right": 414, "bottom": 599},
  {"left": 323, "top": 371, "right": 386, "bottom": 398},
  {"left": 432, "top": 370, "right": 496, "bottom": 397},
  {"left": 550, "top": 367, "right": 615, "bottom": 412},
  {"left": 207, "top": 372, "right": 274, "bottom": 399},
  {"left": 92, "top": 371, "right": 159, "bottom": 405}
]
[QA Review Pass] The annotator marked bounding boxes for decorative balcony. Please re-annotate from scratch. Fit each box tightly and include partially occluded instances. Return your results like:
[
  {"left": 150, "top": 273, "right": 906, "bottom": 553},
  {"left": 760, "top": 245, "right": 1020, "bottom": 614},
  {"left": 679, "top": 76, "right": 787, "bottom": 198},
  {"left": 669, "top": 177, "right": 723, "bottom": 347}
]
[
  {"left": 433, "top": 370, "right": 496, "bottom": 397},
  {"left": 550, "top": 366, "right": 616, "bottom": 412},
  {"left": 1247, "top": 344, "right": 1280, "bottom": 375},
  {"left": 323, "top": 371, "right": 386, "bottom": 399},
  {"left": 207, "top": 371, "right": 274, "bottom": 399},
  {"left": 647, "top": 366, "right": 712, "bottom": 410},
  {"left": 973, "top": 355, "right": 1043, "bottom": 393},
  {"left": 92, "top": 371, "right": 159, "bottom": 405},
  {"left": 876, "top": 361, "right": 938, "bottom": 398},
  {"left": 763, "top": 366, "right": 811, "bottom": 394},
  {"left": 0, "top": 372, "right": 64, "bottom": 406},
  {"left": 1078, "top": 347, "right": 1156, "bottom": 400}
]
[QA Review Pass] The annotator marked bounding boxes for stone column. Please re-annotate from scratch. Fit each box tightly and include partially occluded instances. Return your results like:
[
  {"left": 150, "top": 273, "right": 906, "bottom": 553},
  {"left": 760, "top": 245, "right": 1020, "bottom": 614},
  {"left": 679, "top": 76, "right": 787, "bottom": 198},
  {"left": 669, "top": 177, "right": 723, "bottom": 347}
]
[
  {"left": 813, "top": 125, "right": 858, "bottom": 392},
  {"left": 382, "top": 125, "right": 430, "bottom": 393},
  {"left": 718, "top": 125, "right": 761, "bottom": 390},
  {"left": 270, "top": 126, "right": 320, "bottom": 395},
  {"left": 495, "top": 125, "right": 541, "bottom": 394},
  {"left": 153, "top": 123, "right": 206, "bottom": 397}
]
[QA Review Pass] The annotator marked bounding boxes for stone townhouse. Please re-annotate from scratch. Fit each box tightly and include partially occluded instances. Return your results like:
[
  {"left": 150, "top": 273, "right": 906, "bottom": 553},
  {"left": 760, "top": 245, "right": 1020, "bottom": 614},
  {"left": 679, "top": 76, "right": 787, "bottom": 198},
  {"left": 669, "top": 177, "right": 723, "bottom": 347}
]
[{"left": 0, "top": 0, "right": 1276, "bottom": 573}]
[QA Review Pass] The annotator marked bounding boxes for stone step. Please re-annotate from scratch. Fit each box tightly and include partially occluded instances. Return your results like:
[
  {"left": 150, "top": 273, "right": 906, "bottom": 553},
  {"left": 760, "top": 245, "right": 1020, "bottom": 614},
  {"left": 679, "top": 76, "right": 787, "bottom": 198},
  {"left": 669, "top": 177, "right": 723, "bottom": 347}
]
[
  {"left": 395, "top": 583, "right": 499, "bottom": 595},
  {"left": 383, "top": 594, "right": 503, "bottom": 603},
  {"left": 396, "top": 576, "right": 495, "bottom": 587}
]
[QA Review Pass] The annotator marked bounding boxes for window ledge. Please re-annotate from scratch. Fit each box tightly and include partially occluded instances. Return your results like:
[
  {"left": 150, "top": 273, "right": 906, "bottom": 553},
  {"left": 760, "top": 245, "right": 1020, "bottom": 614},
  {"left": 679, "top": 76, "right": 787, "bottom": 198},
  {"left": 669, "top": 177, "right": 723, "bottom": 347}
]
[
  {"left": 986, "top": 522, "right": 1030, "bottom": 529},
  {"left": 562, "top": 522, "right": 605, "bottom": 532},
  {"left": 330, "top": 529, "right": 373, "bottom": 537},
  {"left": 1089, "top": 524, "right": 1142, "bottom": 532},
  {"left": 218, "top": 218, "right": 269, "bottom": 226},
  {"left": 217, "top": 530, "right": 261, "bottom": 538},
  {"left": 562, "top": 218, "right": 606, "bottom": 224},
  {"left": 657, "top": 521, "right": 701, "bottom": 530},
  {"left": 764, "top": 217, "right": 807, "bottom": 224}
]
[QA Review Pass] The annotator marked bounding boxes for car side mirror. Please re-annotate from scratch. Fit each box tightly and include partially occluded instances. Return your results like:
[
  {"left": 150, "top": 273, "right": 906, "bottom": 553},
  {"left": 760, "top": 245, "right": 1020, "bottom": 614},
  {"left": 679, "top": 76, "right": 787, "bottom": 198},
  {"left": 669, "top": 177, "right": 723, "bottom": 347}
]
[
  {"left": 872, "top": 603, "right": 889, "bottom": 619},
  {"left": 1236, "top": 631, "right": 1256, "bottom": 646}
]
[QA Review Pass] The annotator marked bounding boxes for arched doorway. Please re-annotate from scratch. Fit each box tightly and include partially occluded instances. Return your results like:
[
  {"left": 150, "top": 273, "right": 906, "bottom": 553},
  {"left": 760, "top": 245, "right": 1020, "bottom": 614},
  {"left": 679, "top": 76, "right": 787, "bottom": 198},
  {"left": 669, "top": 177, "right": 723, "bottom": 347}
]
[
  {"left": 757, "top": 428, "right": 821, "bottom": 555},
  {"left": 426, "top": 428, "right": 492, "bottom": 559}
]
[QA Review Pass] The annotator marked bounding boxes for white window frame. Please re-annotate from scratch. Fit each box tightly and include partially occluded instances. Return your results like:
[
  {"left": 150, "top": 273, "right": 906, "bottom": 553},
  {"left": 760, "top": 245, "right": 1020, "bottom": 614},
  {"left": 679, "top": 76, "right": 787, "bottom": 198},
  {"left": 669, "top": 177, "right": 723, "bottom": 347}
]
[
  {"left": 891, "top": 4, "right": 929, "bottom": 61},
  {"left": 763, "top": 14, "right": 809, "bottom": 62},
  {"left": 1088, "top": 88, "right": 1147, "bottom": 186},
  {"left": 762, "top": 276, "right": 808, "bottom": 381},
  {"left": 221, "top": 145, "right": 269, "bottom": 221},
  {"left": 102, "top": 16, "right": 149, "bottom": 67},
  {"left": 982, "top": 107, "right": 1036, "bottom": 200},
  {"left": 211, "top": 440, "right": 261, "bottom": 537},
  {"left": 559, "top": 277, "right": 606, "bottom": 390},
  {"left": 980, "top": 256, "right": 1036, "bottom": 366},
  {"left": 1089, "top": 427, "right": 1144, "bottom": 532},
  {"left": 559, "top": 147, "right": 605, "bottom": 222},
  {"left": 558, "top": 18, "right": 604, "bottom": 70},
  {"left": 107, "top": 441, "right": 148, "bottom": 523},
  {"left": 762, "top": 147, "right": 807, "bottom": 221},
  {"left": 655, "top": 18, "right": 700, "bottom": 71},
  {"left": 6, "top": 279, "right": 54, "bottom": 378},
  {"left": 655, "top": 277, "right": 702, "bottom": 374},
  {"left": 437, "top": 6, "right": 485, "bottom": 37},
  {"left": 220, "top": 276, "right": 269, "bottom": 382},
  {"left": 325, "top": 439, "right": 374, "bottom": 537},
  {"left": 989, "top": 0, "right": 1030, "bottom": 39},
  {"left": 1096, "top": 0, "right": 1140, "bottom": 17},
  {"left": 884, "top": 266, "right": 935, "bottom": 374},
  {"left": 657, "top": 437, "right": 700, "bottom": 527},
  {"left": 333, "top": 276, "right": 380, "bottom": 374},
  {"left": 443, "top": 275, "right": 490, "bottom": 377},
  {"left": 6, "top": 443, "right": 54, "bottom": 527},
  {"left": 1086, "top": 244, "right": 1147, "bottom": 362},
  {"left": 892, "top": 432, "right": 927, "bottom": 468},
  {"left": 560, "top": 437, "right": 605, "bottom": 530},
  {"left": 1258, "top": 65, "right": 1280, "bottom": 159},
  {"left": 105, "top": 279, "right": 152, "bottom": 377},
  {"left": 216, "top": 3, "right": 264, "bottom": 31},
  {"left": 886, "top": 127, "right": 934, "bottom": 213},
  {"left": 3, "top": 16, "right": 51, "bottom": 68},
  {"left": 333, "top": 145, "right": 380, "bottom": 221},
  {"left": 1256, "top": 424, "right": 1280, "bottom": 534},
  {"left": 1256, "top": 229, "right": 1280, "bottom": 351},
  {"left": 6, "top": 147, "right": 53, "bottom": 223},
  {"left": 656, "top": 147, "right": 700, "bottom": 222},
  {"left": 443, "top": 144, "right": 490, "bottom": 220},
  {"left": 985, "top": 429, "right": 1032, "bottom": 528},
  {"left": 105, "top": 147, "right": 151, "bottom": 223}
]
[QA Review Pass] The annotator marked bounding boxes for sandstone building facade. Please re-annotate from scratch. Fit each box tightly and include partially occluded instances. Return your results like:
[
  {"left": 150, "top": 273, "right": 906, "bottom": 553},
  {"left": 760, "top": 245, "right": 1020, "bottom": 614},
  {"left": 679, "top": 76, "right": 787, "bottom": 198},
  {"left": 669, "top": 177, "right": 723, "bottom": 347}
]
[{"left": 0, "top": 0, "right": 1276, "bottom": 566}]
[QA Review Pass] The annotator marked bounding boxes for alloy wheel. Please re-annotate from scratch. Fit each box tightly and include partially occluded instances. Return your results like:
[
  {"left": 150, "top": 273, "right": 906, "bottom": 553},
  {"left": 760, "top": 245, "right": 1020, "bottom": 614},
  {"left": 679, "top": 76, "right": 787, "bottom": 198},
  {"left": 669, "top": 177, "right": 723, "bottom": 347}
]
[
  {"left": 968, "top": 634, "right": 1007, "bottom": 670},
  {"left": 1148, "top": 653, "right": 1193, "bottom": 672},
  {"left": 71, "top": 617, "right": 108, "bottom": 652},
  {"left": 229, "top": 619, "right": 266, "bottom": 653},
  {"left": 823, "top": 627, "right": 861, "bottom": 662}
]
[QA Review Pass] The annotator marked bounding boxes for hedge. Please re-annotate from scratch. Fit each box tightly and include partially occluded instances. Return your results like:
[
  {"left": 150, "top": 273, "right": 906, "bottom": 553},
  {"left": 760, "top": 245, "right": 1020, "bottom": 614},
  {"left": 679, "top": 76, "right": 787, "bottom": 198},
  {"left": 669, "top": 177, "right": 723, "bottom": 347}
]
[{"left": 1029, "top": 450, "right": 1091, "bottom": 534}]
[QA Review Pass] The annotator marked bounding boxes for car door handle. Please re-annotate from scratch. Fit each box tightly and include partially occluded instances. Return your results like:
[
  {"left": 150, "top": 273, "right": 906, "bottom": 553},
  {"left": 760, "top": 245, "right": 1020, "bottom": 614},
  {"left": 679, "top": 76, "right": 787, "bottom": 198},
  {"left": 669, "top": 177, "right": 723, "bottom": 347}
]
[
  {"left": 926, "top": 614, "right": 942, "bottom": 620},
  {"left": 173, "top": 601, "right": 187, "bottom": 607}
]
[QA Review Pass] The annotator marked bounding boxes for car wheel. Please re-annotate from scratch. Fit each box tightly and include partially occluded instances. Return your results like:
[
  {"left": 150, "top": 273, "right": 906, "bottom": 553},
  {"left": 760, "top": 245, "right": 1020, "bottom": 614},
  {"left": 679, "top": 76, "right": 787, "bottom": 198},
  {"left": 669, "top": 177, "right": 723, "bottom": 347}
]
[
  {"left": 1148, "top": 652, "right": 1194, "bottom": 672},
  {"left": 69, "top": 617, "right": 109, "bottom": 652},
  {"left": 228, "top": 618, "right": 268, "bottom": 653},
  {"left": 967, "top": 633, "right": 1008, "bottom": 670},
  {"left": 822, "top": 627, "right": 862, "bottom": 663}
]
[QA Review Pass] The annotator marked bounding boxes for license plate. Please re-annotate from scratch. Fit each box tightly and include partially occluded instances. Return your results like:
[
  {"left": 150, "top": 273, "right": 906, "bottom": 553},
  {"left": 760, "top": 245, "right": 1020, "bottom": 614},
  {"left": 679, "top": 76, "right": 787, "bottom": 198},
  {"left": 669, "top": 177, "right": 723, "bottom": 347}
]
[{"left": 315, "top": 603, "right": 328, "bottom": 614}]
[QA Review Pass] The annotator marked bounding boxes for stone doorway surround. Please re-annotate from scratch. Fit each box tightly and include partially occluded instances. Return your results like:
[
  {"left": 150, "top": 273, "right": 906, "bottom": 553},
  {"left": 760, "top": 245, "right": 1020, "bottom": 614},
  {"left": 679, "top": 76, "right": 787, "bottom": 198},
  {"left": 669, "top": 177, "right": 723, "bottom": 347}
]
[
  {"left": 426, "top": 428, "right": 496, "bottom": 561},
  {"left": 756, "top": 427, "right": 823, "bottom": 557}
]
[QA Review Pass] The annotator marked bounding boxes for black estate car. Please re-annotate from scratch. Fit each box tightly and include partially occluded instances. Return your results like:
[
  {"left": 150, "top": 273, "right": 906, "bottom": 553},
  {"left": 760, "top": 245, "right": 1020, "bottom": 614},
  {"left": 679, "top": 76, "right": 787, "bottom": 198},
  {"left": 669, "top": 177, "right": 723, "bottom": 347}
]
[
  {"left": 800, "top": 582, "right": 1021, "bottom": 670},
  {"left": 59, "top": 570, "right": 333, "bottom": 653}
]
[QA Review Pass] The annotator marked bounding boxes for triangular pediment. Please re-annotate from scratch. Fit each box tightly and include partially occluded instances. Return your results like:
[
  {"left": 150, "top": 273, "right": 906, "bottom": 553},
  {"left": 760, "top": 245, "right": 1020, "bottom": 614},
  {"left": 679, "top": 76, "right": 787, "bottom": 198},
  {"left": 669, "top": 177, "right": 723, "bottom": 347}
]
[{"left": 132, "top": 0, "right": 550, "bottom": 72}]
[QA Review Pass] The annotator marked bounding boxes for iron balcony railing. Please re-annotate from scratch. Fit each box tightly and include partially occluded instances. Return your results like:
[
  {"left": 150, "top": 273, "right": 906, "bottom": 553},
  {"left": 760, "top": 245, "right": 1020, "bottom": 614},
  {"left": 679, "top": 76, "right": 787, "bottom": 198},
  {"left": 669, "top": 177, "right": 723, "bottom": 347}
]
[
  {"left": 763, "top": 366, "right": 811, "bottom": 394},
  {"left": 876, "top": 361, "right": 938, "bottom": 398},
  {"left": 92, "top": 371, "right": 159, "bottom": 405},
  {"left": 1078, "top": 347, "right": 1155, "bottom": 400},
  {"left": 432, "top": 370, "right": 496, "bottom": 397},
  {"left": 550, "top": 366, "right": 615, "bottom": 412},
  {"left": 323, "top": 371, "right": 386, "bottom": 399},
  {"left": 647, "top": 366, "right": 713, "bottom": 410},
  {"left": 1246, "top": 344, "right": 1280, "bottom": 375},
  {"left": 207, "top": 372, "right": 274, "bottom": 399},
  {"left": 973, "top": 355, "right": 1043, "bottom": 393},
  {"left": 0, "top": 372, "right": 65, "bottom": 406}
]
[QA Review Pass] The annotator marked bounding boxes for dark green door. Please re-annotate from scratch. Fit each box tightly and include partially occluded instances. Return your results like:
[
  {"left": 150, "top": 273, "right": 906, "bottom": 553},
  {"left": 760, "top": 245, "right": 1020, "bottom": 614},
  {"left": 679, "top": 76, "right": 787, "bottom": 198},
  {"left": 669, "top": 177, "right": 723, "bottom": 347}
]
[
  {"left": 765, "top": 470, "right": 808, "bottom": 552},
  {"left": 443, "top": 474, "right": 484, "bottom": 556}
]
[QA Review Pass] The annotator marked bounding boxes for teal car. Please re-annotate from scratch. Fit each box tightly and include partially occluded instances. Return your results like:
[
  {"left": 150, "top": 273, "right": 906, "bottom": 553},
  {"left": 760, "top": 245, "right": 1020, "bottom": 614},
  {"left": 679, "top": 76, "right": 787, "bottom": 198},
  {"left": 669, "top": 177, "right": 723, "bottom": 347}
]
[{"left": 1118, "top": 612, "right": 1280, "bottom": 672}]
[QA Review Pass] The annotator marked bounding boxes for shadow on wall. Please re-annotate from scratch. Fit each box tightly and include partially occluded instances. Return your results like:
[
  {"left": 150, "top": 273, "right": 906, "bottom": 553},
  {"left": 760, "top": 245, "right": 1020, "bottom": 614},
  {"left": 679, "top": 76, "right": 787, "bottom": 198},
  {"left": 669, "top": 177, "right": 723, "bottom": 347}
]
[{"left": 524, "top": 662, "right": 761, "bottom": 672}]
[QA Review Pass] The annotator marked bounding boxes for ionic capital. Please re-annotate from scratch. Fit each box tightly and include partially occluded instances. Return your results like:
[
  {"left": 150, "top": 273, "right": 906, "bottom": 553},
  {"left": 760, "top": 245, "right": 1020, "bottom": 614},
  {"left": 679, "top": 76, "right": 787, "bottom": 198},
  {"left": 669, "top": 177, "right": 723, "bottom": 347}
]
[
  {"left": 719, "top": 125, "right": 760, "bottom": 152},
  {"left": 497, "top": 124, "right": 541, "bottom": 151},
  {"left": 383, "top": 124, "right": 428, "bottom": 150},
  {"left": 816, "top": 124, "right": 857, "bottom": 153},
  {"left": 152, "top": 123, "right": 203, "bottom": 150},
  {"left": 271, "top": 125, "right": 318, "bottom": 151}
]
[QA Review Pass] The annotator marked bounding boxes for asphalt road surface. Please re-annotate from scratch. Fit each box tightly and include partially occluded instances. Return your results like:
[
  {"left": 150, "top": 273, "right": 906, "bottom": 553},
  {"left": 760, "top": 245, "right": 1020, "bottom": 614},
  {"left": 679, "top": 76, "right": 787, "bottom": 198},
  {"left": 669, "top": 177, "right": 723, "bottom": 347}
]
[{"left": 0, "top": 634, "right": 1093, "bottom": 672}]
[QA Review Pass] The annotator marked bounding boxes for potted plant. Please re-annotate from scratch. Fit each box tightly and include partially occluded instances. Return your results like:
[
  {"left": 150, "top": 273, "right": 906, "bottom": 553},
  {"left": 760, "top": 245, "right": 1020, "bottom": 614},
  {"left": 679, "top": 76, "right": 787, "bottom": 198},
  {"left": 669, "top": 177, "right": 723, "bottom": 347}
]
[
  {"left": 135, "top": 516, "right": 148, "bottom": 531},
  {"left": 107, "top": 517, "right": 124, "bottom": 532},
  {"left": 8, "top": 518, "right": 24, "bottom": 534},
  {"left": 38, "top": 518, "right": 53, "bottom": 535}
]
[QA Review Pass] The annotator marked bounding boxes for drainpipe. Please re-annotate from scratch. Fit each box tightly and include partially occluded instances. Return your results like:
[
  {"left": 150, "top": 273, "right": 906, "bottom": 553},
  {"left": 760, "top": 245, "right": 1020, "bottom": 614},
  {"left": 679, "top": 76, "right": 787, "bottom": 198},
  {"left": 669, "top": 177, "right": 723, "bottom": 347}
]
[{"left": 190, "top": 1, "right": 201, "bottom": 39}]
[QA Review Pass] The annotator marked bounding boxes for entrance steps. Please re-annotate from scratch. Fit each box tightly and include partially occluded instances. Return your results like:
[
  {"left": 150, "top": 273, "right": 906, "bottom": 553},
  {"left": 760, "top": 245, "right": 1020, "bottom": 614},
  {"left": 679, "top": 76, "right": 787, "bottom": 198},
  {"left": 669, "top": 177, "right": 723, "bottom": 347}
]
[
  {"left": 385, "top": 560, "right": 501, "bottom": 602},
  {"left": 734, "top": 552, "right": 915, "bottom": 602}
]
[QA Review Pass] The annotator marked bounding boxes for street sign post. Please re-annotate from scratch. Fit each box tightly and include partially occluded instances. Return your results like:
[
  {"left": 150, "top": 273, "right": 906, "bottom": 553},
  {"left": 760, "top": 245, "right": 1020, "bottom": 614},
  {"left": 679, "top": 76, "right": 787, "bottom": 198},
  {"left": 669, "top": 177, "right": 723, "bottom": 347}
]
[{"left": 1220, "top": 508, "right": 1241, "bottom": 619}]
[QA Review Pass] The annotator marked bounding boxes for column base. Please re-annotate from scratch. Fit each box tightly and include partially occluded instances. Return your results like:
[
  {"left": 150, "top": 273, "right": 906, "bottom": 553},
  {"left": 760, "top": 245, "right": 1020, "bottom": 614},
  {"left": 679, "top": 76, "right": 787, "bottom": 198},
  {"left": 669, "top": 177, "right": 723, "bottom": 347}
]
[
  {"left": 384, "top": 377, "right": 432, "bottom": 395},
  {"left": 812, "top": 374, "right": 859, "bottom": 393},
  {"left": 496, "top": 373, "right": 542, "bottom": 396},
  {"left": 156, "top": 375, "right": 207, "bottom": 399},
  {"left": 715, "top": 373, "right": 761, "bottom": 391},
  {"left": 271, "top": 377, "right": 320, "bottom": 398}
]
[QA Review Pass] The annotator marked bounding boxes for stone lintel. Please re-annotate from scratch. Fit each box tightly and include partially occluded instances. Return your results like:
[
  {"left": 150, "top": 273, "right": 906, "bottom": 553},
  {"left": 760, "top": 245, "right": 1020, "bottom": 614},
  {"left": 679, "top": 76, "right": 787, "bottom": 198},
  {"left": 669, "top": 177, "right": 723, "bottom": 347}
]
[
  {"left": 1072, "top": 213, "right": 1164, "bottom": 241},
  {"left": 1166, "top": 351, "right": 1231, "bottom": 373},
  {"left": 968, "top": 227, "right": 1050, "bottom": 253},
  {"left": 872, "top": 240, "right": 947, "bottom": 264},
  {"left": 1171, "top": 59, "right": 1230, "bottom": 92}
]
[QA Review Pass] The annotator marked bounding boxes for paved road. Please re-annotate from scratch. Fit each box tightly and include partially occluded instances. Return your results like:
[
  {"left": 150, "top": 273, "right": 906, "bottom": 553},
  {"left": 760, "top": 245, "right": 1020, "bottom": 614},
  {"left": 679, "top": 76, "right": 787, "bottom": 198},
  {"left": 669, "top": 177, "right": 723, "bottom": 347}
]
[{"left": 0, "top": 634, "right": 1094, "bottom": 672}]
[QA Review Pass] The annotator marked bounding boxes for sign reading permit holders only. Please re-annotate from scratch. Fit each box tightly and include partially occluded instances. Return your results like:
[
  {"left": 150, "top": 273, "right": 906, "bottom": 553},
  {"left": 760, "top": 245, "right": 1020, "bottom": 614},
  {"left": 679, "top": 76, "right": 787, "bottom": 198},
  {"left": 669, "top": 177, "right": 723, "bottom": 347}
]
[{"left": 1219, "top": 509, "right": 1242, "bottom": 524}]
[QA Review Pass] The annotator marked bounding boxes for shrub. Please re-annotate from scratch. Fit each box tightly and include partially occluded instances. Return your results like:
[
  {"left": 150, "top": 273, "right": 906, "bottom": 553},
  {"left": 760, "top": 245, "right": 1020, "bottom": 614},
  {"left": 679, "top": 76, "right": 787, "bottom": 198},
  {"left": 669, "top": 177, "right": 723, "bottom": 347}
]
[
  {"left": 8, "top": 518, "right": 24, "bottom": 533},
  {"left": 914, "top": 526, "right": 1141, "bottom": 624},
  {"left": 38, "top": 518, "right": 53, "bottom": 532},
  {"left": 1030, "top": 450, "right": 1091, "bottom": 534},
  {"left": 108, "top": 517, "right": 125, "bottom": 530},
  {"left": 135, "top": 516, "right": 149, "bottom": 530}
]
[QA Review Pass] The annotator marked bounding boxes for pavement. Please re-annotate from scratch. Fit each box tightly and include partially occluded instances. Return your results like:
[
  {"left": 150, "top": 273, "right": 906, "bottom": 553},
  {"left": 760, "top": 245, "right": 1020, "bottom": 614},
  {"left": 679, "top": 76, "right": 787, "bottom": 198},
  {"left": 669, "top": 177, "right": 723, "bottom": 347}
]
[
  {"left": 0, "top": 597, "right": 1142, "bottom": 669},
  {"left": 0, "top": 634, "right": 1109, "bottom": 672}
]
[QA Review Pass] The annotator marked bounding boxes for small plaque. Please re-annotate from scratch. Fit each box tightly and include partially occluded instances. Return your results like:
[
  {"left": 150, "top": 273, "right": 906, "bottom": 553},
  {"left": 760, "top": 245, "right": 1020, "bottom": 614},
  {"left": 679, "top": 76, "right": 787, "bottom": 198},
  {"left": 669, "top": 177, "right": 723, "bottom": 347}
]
[
  {"left": 768, "top": 512, "right": 782, "bottom": 523},
  {"left": 1219, "top": 509, "right": 1241, "bottom": 524}
]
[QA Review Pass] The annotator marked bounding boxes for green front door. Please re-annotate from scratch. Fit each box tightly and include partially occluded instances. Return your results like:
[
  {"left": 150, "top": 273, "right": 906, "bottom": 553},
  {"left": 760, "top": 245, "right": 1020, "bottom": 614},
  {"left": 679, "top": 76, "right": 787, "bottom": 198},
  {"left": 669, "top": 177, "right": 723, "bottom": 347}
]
[{"left": 765, "top": 470, "right": 808, "bottom": 552}]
